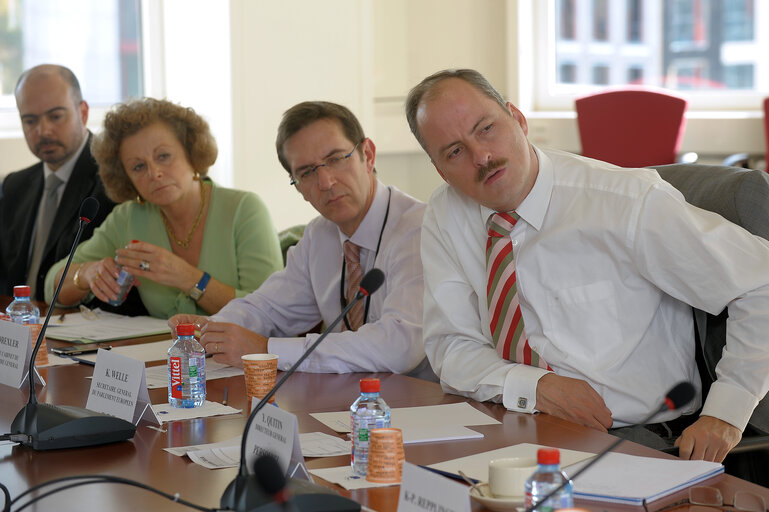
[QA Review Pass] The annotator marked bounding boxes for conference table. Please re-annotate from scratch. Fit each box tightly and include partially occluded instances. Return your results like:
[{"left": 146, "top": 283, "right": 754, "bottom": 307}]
[{"left": 1, "top": 303, "right": 768, "bottom": 511}]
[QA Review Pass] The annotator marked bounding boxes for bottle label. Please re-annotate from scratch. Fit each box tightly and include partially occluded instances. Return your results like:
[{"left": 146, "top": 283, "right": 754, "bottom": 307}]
[{"left": 170, "top": 356, "right": 183, "bottom": 398}]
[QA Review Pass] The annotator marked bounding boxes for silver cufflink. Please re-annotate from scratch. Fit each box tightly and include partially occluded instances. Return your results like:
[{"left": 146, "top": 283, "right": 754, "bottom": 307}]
[{"left": 517, "top": 397, "right": 528, "bottom": 408}]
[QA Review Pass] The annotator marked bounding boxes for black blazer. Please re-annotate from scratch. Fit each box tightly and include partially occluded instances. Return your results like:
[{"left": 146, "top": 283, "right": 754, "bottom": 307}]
[{"left": 0, "top": 133, "right": 115, "bottom": 301}]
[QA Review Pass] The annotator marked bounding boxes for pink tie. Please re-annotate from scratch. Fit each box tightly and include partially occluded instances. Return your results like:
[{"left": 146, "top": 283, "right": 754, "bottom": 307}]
[{"left": 343, "top": 240, "right": 364, "bottom": 331}]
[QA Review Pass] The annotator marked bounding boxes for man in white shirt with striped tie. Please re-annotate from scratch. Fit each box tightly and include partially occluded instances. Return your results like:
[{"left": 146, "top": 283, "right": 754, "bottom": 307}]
[{"left": 405, "top": 68, "right": 769, "bottom": 465}]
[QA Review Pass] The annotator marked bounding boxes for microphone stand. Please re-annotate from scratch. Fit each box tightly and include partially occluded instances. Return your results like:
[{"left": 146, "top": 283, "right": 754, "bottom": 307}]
[
  {"left": 220, "top": 270, "right": 383, "bottom": 512},
  {"left": 11, "top": 197, "right": 136, "bottom": 450}
]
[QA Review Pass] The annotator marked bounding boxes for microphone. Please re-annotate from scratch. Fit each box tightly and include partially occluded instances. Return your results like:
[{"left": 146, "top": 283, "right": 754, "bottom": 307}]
[
  {"left": 219, "top": 268, "right": 385, "bottom": 512},
  {"left": 10, "top": 197, "right": 137, "bottom": 450},
  {"left": 524, "top": 382, "right": 696, "bottom": 512},
  {"left": 254, "top": 454, "right": 293, "bottom": 510}
]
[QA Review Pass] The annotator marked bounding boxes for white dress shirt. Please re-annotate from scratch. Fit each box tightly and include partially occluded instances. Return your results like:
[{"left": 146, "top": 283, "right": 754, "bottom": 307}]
[
  {"left": 212, "top": 180, "right": 430, "bottom": 376},
  {"left": 422, "top": 146, "right": 769, "bottom": 429}
]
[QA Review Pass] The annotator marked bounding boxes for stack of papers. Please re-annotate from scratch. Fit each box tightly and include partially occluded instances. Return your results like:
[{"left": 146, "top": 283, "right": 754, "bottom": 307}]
[
  {"left": 428, "top": 443, "right": 723, "bottom": 505},
  {"left": 47, "top": 310, "right": 170, "bottom": 343}
]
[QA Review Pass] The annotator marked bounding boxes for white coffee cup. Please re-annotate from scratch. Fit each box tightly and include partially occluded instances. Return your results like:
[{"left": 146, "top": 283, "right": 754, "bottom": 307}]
[{"left": 488, "top": 457, "right": 538, "bottom": 498}]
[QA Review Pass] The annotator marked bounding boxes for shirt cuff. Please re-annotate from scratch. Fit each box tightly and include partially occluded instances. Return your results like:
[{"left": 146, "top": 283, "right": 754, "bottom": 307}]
[
  {"left": 502, "top": 364, "right": 551, "bottom": 413},
  {"left": 267, "top": 336, "right": 309, "bottom": 372},
  {"left": 700, "top": 381, "right": 759, "bottom": 431}
]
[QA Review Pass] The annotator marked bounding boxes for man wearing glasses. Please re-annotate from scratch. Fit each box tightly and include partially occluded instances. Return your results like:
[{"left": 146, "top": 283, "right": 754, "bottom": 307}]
[{"left": 171, "top": 101, "right": 432, "bottom": 379}]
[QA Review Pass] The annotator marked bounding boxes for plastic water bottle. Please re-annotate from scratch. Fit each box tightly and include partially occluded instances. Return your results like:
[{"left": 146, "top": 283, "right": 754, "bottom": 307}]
[
  {"left": 350, "top": 378, "right": 391, "bottom": 476},
  {"left": 6, "top": 285, "right": 39, "bottom": 324},
  {"left": 167, "top": 323, "right": 206, "bottom": 408},
  {"left": 525, "top": 448, "right": 574, "bottom": 512},
  {"left": 6, "top": 285, "right": 48, "bottom": 365},
  {"left": 109, "top": 258, "right": 134, "bottom": 307}
]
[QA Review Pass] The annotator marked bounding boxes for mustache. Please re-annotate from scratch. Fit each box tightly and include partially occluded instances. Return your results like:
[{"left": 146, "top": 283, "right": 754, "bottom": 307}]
[
  {"left": 476, "top": 158, "right": 508, "bottom": 183},
  {"left": 35, "top": 138, "right": 63, "bottom": 152}
]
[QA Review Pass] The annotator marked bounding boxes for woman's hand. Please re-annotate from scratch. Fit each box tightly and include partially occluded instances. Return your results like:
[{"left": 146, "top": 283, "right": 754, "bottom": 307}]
[
  {"left": 84, "top": 257, "right": 129, "bottom": 304},
  {"left": 116, "top": 240, "right": 198, "bottom": 292}
]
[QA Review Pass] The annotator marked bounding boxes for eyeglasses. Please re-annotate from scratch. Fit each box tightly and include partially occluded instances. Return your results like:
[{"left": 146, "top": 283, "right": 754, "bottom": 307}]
[
  {"left": 644, "top": 486, "right": 767, "bottom": 512},
  {"left": 289, "top": 142, "right": 361, "bottom": 187}
]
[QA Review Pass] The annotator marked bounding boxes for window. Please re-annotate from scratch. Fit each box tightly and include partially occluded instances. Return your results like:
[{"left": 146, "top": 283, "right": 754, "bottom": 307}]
[
  {"left": 626, "top": 0, "right": 643, "bottom": 42},
  {"left": 560, "top": 63, "right": 577, "bottom": 84},
  {"left": 627, "top": 65, "right": 644, "bottom": 83},
  {"left": 592, "top": 65, "right": 609, "bottom": 85},
  {"left": 558, "top": 0, "right": 576, "bottom": 40},
  {"left": 592, "top": 0, "right": 608, "bottom": 41},
  {"left": 724, "top": 64, "right": 754, "bottom": 89},
  {"left": 534, "top": 0, "right": 766, "bottom": 110},
  {"left": 0, "top": 0, "right": 143, "bottom": 110}
]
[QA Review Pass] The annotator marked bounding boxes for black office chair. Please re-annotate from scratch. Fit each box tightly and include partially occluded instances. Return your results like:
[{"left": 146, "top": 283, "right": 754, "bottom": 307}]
[{"left": 652, "top": 163, "right": 769, "bottom": 485}]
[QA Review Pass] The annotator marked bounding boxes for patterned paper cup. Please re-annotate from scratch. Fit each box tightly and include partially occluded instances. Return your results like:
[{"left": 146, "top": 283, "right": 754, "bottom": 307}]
[
  {"left": 365, "top": 427, "right": 405, "bottom": 483},
  {"left": 241, "top": 353, "right": 278, "bottom": 407}
]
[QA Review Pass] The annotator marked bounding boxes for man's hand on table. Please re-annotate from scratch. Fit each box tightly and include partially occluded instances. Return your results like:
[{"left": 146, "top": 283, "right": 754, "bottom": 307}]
[
  {"left": 675, "top": 415, "right": 742, "bottom": 462},
  {"left": 535, "top": 373, "right": 614, "bottom": 432},
  {"left": 199, "top": 321, "right": 268, "bottom": 368}
]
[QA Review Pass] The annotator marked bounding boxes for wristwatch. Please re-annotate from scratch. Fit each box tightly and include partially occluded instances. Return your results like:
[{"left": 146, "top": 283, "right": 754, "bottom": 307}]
[{"left": 188, "top": 272, "right": 211, "bottom": 302}]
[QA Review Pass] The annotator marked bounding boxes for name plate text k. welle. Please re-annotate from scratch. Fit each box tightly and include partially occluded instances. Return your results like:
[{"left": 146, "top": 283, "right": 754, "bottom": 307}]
[{"left": 86, "top": 348, "right": 159, "bottom": 425}]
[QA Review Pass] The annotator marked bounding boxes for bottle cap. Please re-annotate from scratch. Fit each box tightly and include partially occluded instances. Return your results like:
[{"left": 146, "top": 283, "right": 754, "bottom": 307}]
[
  {"left": 13, "top": 285, "right": 31, "bottom": 298},
  {"left": 360, "top": 378, "right": 380, "bottom": 393},
  {"left": 537, "top": 448, "right": 560, "bottom": 465},
  {"left": 176, "top": 323, "right": 195, "bottom": 336}
]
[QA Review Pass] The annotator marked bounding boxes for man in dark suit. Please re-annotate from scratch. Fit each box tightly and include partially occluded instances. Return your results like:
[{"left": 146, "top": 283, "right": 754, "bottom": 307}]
[{"left": 0, "top": 64, "right": 114, "bottom": 301}]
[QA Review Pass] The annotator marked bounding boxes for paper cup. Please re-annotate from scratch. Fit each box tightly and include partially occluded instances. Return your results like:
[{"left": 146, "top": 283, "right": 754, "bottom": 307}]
[
  {"left": 366, "top": 427, "right": 405, "bottom": 483},
  {"left": 241, "top": 353, "right": 278, "bottom": 407},
  {"left": 488, "top": 457, "right": 538, "bottom": 499},
  {"left": 29, "top": 324, "right": 49, "bottom": 367}
]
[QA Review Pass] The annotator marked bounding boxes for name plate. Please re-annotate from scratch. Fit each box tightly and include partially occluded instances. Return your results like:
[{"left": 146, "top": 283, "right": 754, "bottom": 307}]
[
  {"left": 0, "top": 319, "right": 44, "bottom": 389},
  {"left": 246, "top": 401, "right": 308, "bottom": 480},
  {"left": 86, "top": 348, "right": 159, "bottom": 425},
  {"left": 398, "top": 462, "right": 470, "bottom": 512}
]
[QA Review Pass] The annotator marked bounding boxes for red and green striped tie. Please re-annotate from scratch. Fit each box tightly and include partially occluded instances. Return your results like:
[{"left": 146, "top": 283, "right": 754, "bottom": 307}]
[{"left": 486, "top": 212, "right": 551, "bottom": 370}]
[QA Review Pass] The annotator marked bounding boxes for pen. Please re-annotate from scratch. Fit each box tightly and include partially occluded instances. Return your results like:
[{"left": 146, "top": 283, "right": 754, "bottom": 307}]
[
  {"left": 222, "top": 387, "right": 229, "bottom": 406},
  {"left": 58, "top": 313, "right": 66, "bottom": 323},
  {"left": 417, "top": 465, "right": 478, "bottom": 484}
]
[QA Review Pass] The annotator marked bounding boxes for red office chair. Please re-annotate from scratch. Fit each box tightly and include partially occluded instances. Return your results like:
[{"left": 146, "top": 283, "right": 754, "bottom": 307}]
[{"left": 575, "top": 88, "right": 689, "bottom": 168}]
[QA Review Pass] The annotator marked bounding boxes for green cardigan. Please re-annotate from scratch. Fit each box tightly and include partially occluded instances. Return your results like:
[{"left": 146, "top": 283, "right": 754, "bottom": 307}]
[{"left": 44, "top": 180, "right": 283, "bottom": 319}]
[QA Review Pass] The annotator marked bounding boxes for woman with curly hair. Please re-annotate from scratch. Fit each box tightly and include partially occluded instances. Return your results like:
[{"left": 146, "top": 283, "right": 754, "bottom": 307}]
[{"left": 45, "top": 98, "right": 283, "bottom": 318}]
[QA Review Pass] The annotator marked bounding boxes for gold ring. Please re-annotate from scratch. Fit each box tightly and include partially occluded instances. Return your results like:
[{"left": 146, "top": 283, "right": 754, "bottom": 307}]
[{"left": 216, "top": 342, "right": 221, "bottom": 352}]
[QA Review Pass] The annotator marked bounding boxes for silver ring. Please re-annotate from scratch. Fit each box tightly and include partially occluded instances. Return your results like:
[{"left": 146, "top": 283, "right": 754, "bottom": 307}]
[{"left": 139, "top": 260, "right": 150, "bottom": 272}]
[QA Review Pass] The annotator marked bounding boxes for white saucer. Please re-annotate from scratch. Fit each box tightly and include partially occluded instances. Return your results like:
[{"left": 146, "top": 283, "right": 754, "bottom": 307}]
[{"left": 469, "top": 483, "right": 524, "bottom": 512}]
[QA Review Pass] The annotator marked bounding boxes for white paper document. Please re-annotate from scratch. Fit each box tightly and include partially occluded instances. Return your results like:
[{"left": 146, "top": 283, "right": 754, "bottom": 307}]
[
  {"left": 46, "top": 311, "right": 170, "bottom": 343},
  {"left": 145, "top": 359, "right": 244, "bottom": 389},
  {"left": 151, "top": 400, "right": 241, "bottom": 423},
  {"left": 565, "top": 451, "right": 723, "bottom": 504},
  {"left": 310, "top": 402, "right": 497, "bottom": 444},
  {"left": 165, "top": 432, "right": 351, "bottom": 470}
]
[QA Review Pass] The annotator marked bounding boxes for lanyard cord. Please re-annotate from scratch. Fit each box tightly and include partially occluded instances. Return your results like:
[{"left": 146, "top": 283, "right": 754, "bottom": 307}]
[{"left": 339, "top": 187, "right": 392, "bottom": 330}]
